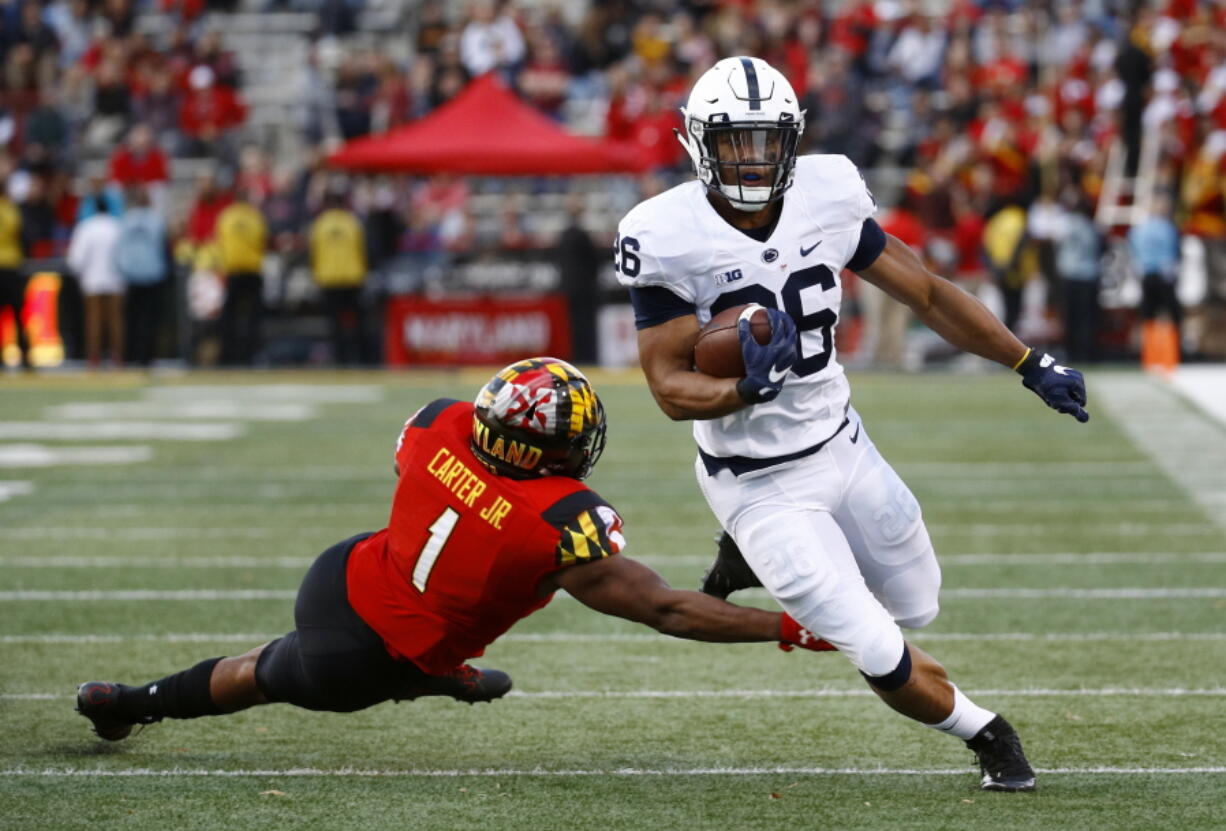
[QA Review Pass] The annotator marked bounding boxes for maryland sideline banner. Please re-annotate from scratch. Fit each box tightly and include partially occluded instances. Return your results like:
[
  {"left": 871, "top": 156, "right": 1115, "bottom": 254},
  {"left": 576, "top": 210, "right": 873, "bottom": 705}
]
[{"left": 385, "top": 294, "right": 572, "bottom": 366}]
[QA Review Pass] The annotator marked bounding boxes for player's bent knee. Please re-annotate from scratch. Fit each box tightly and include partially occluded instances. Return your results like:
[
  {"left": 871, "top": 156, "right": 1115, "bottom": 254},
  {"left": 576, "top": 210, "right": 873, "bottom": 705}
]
[
  {"left": 895, "top": 604, "right": 939, "bottom": 630},
  {"left": 862, "top": 644, "right": 912, "bottom": 692},
  {"left": 853, "top": 623, "right": 907, "bottom": 679}
]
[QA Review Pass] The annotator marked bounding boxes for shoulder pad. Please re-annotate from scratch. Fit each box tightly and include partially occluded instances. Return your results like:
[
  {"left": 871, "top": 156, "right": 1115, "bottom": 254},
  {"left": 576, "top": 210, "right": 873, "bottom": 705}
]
[
  {"left": 793, "top": 155, "right": 877, "bottom": 233},
  {"left": 543, "top": 488, "right": 625, "bottom": 566},
  {"left": 615, "top": 183, "right": 709, "bottom": 302},
  {"left": 409, "top": 398, "right": 463, "bottom": 430},
  {"left": 541, "top": 487, "right": 610, "bottom": 530}
]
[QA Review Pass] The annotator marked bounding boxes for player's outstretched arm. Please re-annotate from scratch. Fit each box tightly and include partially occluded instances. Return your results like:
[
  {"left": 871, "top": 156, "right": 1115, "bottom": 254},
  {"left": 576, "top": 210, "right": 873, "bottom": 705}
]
[
  {"left": 637, "top": 315, "right": 747, "bottom": 421},
  {"left": 549, "top": 554, "right": 826, "bottom": 650},
  {"left": 857, "top": 234, "right": 1027, "bottom": 366},
  {"left": 857, "top": 234, "right": 1089, "bottom": 422}
]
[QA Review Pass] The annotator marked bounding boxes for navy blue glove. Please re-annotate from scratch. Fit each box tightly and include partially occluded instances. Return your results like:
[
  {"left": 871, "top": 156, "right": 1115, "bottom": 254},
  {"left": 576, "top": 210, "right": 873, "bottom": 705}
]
[
  {"left": 735, "top": 305, "right": 798, "bottom": 404},
  {"left": 1016, "top": 348, "right": 1089, "bottom": 423}
]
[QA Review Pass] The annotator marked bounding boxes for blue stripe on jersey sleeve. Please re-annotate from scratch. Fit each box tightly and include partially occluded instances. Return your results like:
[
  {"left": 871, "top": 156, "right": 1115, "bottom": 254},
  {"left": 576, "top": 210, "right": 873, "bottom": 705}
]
[
  {"left": 629, "top": 285, "right": 697, "bottom": 331},
  {"left": 847, "top": 218, "right": 886, "bottom": 272}
]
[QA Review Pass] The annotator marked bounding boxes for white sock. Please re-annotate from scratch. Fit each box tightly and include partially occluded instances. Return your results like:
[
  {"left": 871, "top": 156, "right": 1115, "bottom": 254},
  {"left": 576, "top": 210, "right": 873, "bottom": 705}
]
[{"left": 928, "top": 685, "right": 996, "bottom": 740}]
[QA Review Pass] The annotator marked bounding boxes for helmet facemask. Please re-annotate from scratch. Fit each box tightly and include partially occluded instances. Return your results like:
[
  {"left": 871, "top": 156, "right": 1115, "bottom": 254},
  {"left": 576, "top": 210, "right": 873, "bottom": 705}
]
[{"left": 693, "top": 117, "right": 801, "bottom": 211}]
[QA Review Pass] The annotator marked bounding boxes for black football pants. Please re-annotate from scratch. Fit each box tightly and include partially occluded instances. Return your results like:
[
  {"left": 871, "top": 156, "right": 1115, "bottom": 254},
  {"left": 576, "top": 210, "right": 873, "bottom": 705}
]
[{"left": 255, "top": 533, "right": 431, "bottom": 712}]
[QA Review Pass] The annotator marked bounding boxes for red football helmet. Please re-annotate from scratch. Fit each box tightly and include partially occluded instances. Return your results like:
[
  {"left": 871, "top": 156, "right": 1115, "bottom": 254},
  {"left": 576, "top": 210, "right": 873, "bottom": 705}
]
[{"left": 471, "top": 357, "right": 607, "bottom": 480}]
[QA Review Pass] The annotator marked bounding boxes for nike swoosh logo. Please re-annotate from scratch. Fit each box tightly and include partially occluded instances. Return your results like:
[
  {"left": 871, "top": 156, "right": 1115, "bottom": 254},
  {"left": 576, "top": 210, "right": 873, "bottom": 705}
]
[
  {"left": 767, "top": 364, "right": 790, "bottom": 384},
  {"left": 850, "top": 423, "right": 861, "bottom": 443},
  {"left": 800, "top": 240, "right": 822, "bottom": 257}
]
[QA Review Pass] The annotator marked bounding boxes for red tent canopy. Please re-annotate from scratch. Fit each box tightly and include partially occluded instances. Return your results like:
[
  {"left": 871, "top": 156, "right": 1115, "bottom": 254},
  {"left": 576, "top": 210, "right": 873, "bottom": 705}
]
[{"left": 328, "top": 75, "right": 649, "bottom": 176}]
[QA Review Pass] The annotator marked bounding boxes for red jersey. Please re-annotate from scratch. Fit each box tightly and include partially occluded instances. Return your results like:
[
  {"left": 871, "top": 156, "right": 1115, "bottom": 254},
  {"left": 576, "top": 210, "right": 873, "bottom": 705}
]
[
  {"left": 346, "top": 399, "right": 624, "bottom": 674},
  {"left": 109, "top": 148, "right": 170, "bottom": 186}
]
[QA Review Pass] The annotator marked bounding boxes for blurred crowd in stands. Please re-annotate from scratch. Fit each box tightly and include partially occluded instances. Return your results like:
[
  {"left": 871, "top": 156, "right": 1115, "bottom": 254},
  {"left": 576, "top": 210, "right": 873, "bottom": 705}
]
[{"left": 1, "top": 0, "right": 1225, "bottom": 369}]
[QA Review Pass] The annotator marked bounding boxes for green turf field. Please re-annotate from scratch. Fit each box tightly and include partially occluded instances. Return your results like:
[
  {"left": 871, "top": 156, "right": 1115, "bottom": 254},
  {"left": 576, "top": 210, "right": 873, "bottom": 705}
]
[{"left": 2, "top": 368, "right": 1224, "bottom": 830}]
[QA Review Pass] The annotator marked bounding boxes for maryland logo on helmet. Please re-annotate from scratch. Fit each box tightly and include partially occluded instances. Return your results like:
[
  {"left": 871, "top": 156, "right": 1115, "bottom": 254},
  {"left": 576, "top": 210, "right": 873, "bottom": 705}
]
[{"left": 472, "top": 357, "right": 607, "bottom": 480}]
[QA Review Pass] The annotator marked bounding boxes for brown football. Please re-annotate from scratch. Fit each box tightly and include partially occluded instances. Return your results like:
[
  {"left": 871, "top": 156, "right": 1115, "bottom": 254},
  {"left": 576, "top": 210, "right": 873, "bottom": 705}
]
[{"left": 693, "top": 304, "right": 772, "bottom": 378}]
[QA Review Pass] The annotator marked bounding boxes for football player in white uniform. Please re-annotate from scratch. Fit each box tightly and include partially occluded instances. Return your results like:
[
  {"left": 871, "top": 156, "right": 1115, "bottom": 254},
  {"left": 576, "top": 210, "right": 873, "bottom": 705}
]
[{"left": 616, "top": 56, "right": 1091, "bottom": 792}]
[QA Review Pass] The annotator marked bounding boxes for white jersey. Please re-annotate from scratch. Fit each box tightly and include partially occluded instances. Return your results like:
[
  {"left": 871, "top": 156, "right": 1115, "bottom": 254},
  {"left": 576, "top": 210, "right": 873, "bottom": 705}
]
[{"left": 616, "top": 154, "right": 878, "bottom": 460}]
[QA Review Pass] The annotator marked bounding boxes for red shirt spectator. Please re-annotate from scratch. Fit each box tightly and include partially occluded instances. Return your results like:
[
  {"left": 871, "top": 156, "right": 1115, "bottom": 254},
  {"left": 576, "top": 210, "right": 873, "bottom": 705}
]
[
  {"left": 108, "top": 125, "right": 169, "bottom": 186},
  {"left": 880, "top": 203, "right": 927, "bottom": 252},
  {"left": 179, "top": 66, "right": 246, "bottom": 139},
  {"left": 831, "top": 0, "right": 877, "bottom": 60}
]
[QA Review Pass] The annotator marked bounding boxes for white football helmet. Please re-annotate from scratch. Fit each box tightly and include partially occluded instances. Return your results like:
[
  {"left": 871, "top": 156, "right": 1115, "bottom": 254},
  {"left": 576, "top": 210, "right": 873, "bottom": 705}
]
[{"left": 677, "top": 56, "right": 805, "bottom": 212}]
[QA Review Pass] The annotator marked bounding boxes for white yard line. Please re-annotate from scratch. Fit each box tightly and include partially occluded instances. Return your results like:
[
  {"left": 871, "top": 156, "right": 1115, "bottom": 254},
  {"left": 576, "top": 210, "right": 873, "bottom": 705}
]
[
  {"left": 0, "top": 633, "right": 284, "bottom": 644},
  {"left": 0, "top": 766, "right": 1222, "bottom": 778},
  {"left": 2, "top": 523, "right": 1216, "bottom": 543},
  {"left": 895, "top": 461, "right": 1161, "bottom": 476},
  {"left": 0, "top": 590, "right": 297, "bottom": 601},
  {"left": 0, "top": 503, "right": 382, "bottom": 517},
  {"left": 707, "top": 587, "right": 1226, "bottom": 601},
  {"left": 145, "top": 385, "right": 383, "bottom": 403},
  {"left": 942, "top": 588, "right": 1226, "bottom": 598},
  {"left": 929, "top": 523, "right": 1215, "bottom": 536},
  {"left": 3, "top": 587, "right": 1225, "bottom": 602},
  {"left": 0, "top": 480, "right": 34, "bottom": 501},
  {"left": 1098, "top": 374, "right": 1226, "bottom": 534},
  {"left": 1171, "top": 366, "right": 1226, "bottom": 426},
  {"left": 45, "top": 402, "right": 317, "bottom": 421},
  {"left": 6, "top": 552, "right": 1226, "bottom": 569},
  {"left": 3, "top": 631, "right": 1225, "bottom": 645},
  {"left": 0, "top": 556, "right": 319, "bottom": 568},
  {"left": 0, "top": 444, "right": 153, "bottom": 467},
  {"left": 1, "top": 528, "right": 341, "bottom": 541},
  {"left": 502, "top": 686, "right": 1226, "bottom": 701},
  {"left": 9, "top": 687, "right": 1226, "bottom": 702},
  {"left": 0, "top": 422, "right": 242, "bottom": 441}
]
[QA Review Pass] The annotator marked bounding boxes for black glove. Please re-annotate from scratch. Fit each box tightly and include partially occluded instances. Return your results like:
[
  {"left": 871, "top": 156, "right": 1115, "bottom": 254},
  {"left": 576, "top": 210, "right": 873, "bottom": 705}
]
[
  {"left": 1016, "top": 348, "right": 1090, "bottom": 423},
  {"left": 735, "top": 305, "right": 798, "bottom": 404}
]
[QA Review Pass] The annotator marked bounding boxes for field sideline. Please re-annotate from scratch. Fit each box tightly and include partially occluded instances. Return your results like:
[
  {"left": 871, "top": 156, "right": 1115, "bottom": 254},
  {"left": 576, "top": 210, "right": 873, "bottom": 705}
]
[{"left": 2, "top": 367, "right": 1224, "bottom": 830}]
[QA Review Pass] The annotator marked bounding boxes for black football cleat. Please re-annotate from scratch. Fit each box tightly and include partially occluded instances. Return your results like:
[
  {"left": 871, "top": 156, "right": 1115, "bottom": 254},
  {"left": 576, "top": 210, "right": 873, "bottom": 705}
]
[
  {"left": 700, "top": 531, "right": 762, "bottom": 599},
  {"left": 76, "top": 681, "right": 153, "bottom": 741},
  {"left": 965, "top": 715, "right": 1037, "bottom": 792},
  {"left": 398, "top": 665, "right": 512, "bottom": 705}
]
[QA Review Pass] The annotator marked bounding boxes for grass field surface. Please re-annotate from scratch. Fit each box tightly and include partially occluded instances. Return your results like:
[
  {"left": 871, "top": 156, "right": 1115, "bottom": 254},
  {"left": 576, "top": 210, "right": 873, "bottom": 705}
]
[{"left": 2, "top": 368, "right": 1224, "bottom": 830}]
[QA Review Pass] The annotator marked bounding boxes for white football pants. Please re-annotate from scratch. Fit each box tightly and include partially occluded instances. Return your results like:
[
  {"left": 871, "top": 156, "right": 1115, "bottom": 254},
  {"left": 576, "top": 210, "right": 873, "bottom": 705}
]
[{"left": 695, "top": 407, "right": 940, "bottom": 676}]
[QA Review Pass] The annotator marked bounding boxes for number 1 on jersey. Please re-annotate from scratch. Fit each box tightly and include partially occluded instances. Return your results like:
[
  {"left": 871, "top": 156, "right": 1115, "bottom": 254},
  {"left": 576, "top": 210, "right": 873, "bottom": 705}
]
[{"left": 412, "top": 507, "right": 460, "bottom": 592}]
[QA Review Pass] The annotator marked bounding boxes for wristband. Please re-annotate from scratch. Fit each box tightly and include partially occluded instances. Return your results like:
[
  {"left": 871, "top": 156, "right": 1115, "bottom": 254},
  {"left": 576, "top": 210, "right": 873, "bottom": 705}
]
[
  {"left": 1012, "top": 347, "right": 1036, "bottom": 373},
  {"left": 735, "top": 376, "right": 776, "bottom": 405},
  {"left": 778, "top": 613, "right": 836, "bottom": 652}
]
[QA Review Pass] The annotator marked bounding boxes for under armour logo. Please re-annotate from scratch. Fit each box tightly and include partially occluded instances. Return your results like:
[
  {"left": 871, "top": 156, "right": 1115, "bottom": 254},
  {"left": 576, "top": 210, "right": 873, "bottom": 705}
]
[{"left": 798, "top": 628, "right": 815, "bottom": 644}]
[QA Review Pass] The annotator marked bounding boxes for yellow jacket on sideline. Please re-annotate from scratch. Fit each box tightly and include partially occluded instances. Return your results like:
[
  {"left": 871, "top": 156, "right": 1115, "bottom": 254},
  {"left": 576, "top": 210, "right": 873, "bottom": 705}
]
[
  {"left": 215, "top": 202, "right": 268, "bottom": 275},
  {"left": 310, "top": 209, "right": 366, "bottom": 289},
  {"left": 0, "top": 198, "right": 23, "bottom": 269}
]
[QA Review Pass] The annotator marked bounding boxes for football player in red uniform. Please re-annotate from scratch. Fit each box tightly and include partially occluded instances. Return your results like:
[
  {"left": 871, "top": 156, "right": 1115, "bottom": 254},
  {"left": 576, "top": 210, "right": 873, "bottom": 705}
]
[{"left": 77, "top": 357, "right": 833, "bottom": 741}]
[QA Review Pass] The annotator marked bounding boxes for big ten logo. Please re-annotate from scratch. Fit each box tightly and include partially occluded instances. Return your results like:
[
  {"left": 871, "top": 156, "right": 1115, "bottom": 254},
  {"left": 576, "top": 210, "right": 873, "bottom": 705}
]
[{"left": 714, "top": 268, "right": 744, "bottom": 286}]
